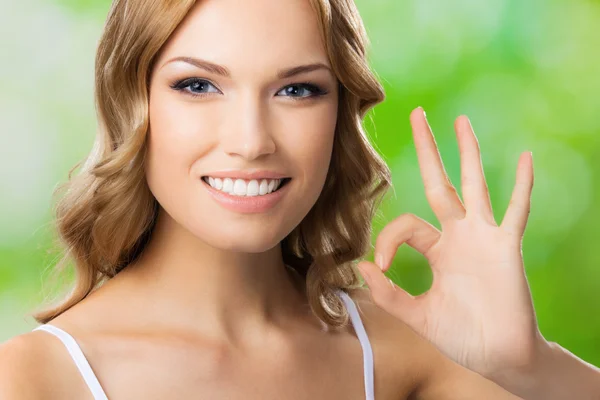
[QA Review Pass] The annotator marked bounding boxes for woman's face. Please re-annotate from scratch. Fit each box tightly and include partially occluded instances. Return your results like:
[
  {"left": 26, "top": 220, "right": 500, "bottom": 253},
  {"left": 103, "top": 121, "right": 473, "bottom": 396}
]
[{"left": 146, "top": 0, "right": 339, "bottom": 252}]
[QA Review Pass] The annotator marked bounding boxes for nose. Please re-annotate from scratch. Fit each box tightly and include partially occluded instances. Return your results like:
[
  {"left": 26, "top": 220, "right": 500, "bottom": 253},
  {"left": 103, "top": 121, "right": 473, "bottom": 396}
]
[{"left": 221, "top": 92, "right": 276, "bottom": 160}]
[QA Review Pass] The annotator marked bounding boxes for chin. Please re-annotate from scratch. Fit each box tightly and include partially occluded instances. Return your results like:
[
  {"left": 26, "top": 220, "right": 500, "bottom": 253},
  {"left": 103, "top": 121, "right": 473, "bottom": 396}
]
[{"left": 184, "top": 217, "right": 292, "bottom": 253}]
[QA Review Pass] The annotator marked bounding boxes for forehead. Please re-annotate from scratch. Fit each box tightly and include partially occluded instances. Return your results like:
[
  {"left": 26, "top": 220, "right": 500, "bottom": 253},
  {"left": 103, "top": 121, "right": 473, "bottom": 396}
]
[{"left": 157, "top": 0, "right": 329, "bottom": 74}]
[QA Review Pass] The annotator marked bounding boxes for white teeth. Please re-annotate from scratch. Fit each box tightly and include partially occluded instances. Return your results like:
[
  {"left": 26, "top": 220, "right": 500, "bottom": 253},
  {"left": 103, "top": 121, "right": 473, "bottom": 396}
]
[
  {"left": 204, "top": 177, "right": 286, "bottom": 196},
  {"left": 259, "top": 179, "right": 269, "bottom": 195},
  {"left": 217, "top": 178, "right": 223, "bottom": 190},
  {"left": 223, "top": 178, "right": 234, "bottom": 193}
]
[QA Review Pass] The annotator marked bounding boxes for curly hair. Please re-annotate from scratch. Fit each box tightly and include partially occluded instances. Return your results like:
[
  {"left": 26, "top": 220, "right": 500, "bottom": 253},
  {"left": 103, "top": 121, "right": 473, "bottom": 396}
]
[{"left": 32, "top": 0, "right": 392, "bottom": 330}]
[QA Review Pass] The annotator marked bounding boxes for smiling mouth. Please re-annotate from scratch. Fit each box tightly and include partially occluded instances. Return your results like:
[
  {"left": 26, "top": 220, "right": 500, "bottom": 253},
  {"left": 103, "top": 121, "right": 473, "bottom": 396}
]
[{"left": 201, "top": 177, "right": 292, "bottom": 193}]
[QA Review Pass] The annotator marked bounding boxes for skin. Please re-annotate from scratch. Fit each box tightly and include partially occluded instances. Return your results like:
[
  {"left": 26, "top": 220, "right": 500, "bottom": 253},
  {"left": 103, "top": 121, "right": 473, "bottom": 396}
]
[
  {"left": 358, "top": 108, "right": 600, "bottom": 398},
  {"left": 0, "top": 0, "right": 522, "bottom": 399},
  {"left": 358, "top": 108, "right": 539, "bottom": 378}
]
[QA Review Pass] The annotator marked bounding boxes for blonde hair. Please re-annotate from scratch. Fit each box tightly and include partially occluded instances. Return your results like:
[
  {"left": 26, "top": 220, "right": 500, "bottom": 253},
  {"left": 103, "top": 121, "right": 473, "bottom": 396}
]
[{"left": 33, "top": 0, "right": 392, "bottom": 329}]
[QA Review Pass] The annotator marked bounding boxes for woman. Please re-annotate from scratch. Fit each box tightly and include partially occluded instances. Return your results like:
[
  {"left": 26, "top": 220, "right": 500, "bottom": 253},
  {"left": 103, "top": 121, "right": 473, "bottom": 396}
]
[{"left": 0, "top": 0, "right": 593, "bottom": 398}]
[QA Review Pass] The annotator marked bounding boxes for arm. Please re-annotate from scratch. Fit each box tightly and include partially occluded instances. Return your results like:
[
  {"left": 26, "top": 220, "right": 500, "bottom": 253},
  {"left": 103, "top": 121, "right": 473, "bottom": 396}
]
[
  {"left": 357, "top": 109, "right": 598, "bottom": 400},
  {"left": 414, "top": 348, "right": 523, "bottom": 400},
  {"left": 488, "top": 337, "right": 600, "bottom": 400}
]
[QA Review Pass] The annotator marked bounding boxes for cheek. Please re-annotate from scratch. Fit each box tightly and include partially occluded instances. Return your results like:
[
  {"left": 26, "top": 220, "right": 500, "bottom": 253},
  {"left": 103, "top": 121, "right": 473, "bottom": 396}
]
[
  {"left": 286, "top": 102, "right": 337, "bottom": 186},
  {"left": 276, "top": 101, "right": 337, "bottom": 228},
  {"left": 147, "top": 96, "right": 208, "bottom": 161},
  {"left": 144, "top": 94, "right": 212, "bottom": 210}
]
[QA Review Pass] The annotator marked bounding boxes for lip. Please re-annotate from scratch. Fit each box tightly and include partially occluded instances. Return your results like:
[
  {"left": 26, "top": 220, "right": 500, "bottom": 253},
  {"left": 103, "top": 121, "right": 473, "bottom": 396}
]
[
  {"left": 202, "top": 170, "right": 289, "bottom": 180},
  {"left": 201, "top": 177, "right": 292, "bottom": 214}
]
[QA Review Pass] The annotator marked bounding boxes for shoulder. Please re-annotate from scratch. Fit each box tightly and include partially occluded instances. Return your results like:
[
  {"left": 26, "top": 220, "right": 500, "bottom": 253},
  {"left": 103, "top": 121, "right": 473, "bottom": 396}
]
[
  {"left": 0, "top": 331, "right": 57, "bottom": 398},
  {"left": 0, "top": 328, "right": 90, "bottom": 399},
  {"left": 346, "top": 287, "right": 520, "bottom": 399}
]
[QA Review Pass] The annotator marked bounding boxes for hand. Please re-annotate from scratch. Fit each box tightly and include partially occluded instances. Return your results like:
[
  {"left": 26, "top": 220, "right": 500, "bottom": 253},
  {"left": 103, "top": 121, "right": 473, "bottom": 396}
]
[{"left": 357, "top": 107, "right": 541, "bottom": 379}]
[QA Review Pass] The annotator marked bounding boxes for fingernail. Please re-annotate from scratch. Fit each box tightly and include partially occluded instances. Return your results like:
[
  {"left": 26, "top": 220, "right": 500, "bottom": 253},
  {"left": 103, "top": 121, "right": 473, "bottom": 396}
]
[
  {"left": 375, "top": 253, "right": 384, "bottom": 270},
  {"left": 387, "top": 277, "right": 396, "bottom": 289}
]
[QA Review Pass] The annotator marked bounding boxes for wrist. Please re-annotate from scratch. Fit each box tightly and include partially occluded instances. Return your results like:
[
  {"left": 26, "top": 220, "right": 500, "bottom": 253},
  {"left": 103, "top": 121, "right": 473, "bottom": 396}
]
[
  {"left": 486, "top": 332, "right": 551, "bottom": 397},
  {"left": 489, "top": 333, "right": 600, "bottom": 400}
]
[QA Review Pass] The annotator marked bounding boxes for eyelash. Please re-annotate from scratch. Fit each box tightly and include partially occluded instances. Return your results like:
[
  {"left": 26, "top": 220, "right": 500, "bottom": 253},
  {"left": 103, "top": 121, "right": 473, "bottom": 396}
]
[{"left": 169, "top": 78, "right": 328, "bottom": 101}]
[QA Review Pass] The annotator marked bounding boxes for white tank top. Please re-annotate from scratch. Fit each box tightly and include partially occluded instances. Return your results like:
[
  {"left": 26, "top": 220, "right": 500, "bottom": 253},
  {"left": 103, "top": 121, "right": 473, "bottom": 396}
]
[{"left": 32, "top": 289, "right": 375, "bottom": 399}]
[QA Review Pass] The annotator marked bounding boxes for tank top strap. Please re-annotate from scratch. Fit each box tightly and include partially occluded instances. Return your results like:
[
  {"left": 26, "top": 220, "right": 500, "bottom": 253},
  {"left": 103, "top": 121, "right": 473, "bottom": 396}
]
[
  {"left": 33, "top": 295, "right": 374, "bottom": 400},
  {"left": 33, "top": 324, "right": 109, "bottom": 400},
  {"left": 336, "top": 289, "right": 375, "bottom": 400}
]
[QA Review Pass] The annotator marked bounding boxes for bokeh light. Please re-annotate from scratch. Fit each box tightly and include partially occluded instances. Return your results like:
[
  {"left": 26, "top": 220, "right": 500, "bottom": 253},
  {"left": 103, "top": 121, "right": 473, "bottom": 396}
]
[{"left": 1, "top": 0, "right": 599, "bottom": 367}]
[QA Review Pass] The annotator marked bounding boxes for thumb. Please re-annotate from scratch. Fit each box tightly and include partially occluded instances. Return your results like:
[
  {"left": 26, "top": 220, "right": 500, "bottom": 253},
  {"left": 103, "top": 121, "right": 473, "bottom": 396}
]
[{"left": 356, "top": 260, "right": 420, "bottom": 325}]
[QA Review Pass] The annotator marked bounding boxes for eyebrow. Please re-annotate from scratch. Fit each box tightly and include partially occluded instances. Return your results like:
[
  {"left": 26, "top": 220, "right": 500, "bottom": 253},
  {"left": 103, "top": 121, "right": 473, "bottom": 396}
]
[{"left": 162, "top": 56, "right": 333, "bottom": 80}]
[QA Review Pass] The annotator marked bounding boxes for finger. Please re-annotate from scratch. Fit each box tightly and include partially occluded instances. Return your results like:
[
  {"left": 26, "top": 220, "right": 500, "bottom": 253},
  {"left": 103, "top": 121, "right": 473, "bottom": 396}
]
[
  {"left": 374, "top": 213, "right": 442, "bottom": 272},
  {"left": 455, "top": 115, "right": 496, "bottom": 225},
  {"left": 410, "top": 107, "right": 466, "bottom": 224},
  {"left": 356, "top": 260, "right": 425, "bottom": 329},
  {"left": 500, "top": 151, "right": 534, "bottom": 236}
]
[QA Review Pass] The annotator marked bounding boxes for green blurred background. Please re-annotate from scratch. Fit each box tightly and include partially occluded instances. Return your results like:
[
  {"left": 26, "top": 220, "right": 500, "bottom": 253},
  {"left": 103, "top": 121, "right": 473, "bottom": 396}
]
[{"left": 1, "top": 0, "right": 599, "bottom": 365}]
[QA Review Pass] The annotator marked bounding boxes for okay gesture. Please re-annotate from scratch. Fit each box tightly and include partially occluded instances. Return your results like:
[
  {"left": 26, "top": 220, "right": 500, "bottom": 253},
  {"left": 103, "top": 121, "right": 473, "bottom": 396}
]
[{"left": 357, "top": 107, "right": 540, "bottom": 380}]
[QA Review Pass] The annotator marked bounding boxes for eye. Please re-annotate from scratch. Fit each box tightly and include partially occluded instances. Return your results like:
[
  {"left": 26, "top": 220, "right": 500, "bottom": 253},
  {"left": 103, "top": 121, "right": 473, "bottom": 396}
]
[
  {"left": 170, "top": 78, "right": 328, "bottom": 101},
  {"left": 170, "top": 78, "right": 221, "bottom": 98},
  {"left": 276, "top": 82, "right": 328, "bottom": 100}
]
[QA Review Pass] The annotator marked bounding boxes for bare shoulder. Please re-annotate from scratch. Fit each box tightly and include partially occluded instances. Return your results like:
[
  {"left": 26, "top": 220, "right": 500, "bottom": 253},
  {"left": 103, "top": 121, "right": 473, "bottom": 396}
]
[
  {"left": 346, "top": 287, "right": 521, "bottom": 400},
  {"left": 0, "top": 331, "right": 57, "bottom": 399},
  {"left": 0, "top": 330, "right": 91, "bottom": 399}
]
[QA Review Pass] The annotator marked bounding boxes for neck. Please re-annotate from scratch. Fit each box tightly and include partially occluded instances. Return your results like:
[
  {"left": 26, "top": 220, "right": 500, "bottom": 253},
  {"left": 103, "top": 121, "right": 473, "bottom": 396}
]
[{"left": 107, "top": 208, "right": 310, "bottom": 344}]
